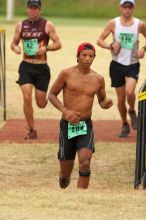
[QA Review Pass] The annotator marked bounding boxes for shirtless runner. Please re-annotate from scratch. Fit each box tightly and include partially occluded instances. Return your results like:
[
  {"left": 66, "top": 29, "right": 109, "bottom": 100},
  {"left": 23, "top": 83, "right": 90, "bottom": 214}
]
[{"left": 48, "top": 42, "right": 113, "bottom": 189}]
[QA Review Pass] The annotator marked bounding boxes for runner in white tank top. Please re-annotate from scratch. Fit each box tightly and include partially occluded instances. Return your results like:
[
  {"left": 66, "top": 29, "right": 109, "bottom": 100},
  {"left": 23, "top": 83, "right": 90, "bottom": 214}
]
[
  {"left": 97, "top": 0, "right": 146, "bottom": 137},
  {"left": 113, "top": 16, "right": 139, "bottom": 65}
]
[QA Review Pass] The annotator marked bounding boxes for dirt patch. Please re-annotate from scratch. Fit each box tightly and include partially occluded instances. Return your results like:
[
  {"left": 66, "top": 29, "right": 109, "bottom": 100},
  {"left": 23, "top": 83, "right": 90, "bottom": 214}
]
[{"left": 0, "top": 119, "right": 136, "bottom": 143}]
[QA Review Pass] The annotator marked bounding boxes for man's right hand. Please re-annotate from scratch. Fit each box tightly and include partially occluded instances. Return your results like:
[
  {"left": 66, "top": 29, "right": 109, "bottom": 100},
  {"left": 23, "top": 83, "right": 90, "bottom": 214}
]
[
  {"left": 111, "top": 42, "right": 121, "bottom": 55},
  {"left": 13, "top": 45, "right": 21, "bottom": 55},
  {"left": 36, "top": 46, "right": 47, "bottom": 55},
  {"left": 63, "top": 109, "right": 80, "bottom": 124}
]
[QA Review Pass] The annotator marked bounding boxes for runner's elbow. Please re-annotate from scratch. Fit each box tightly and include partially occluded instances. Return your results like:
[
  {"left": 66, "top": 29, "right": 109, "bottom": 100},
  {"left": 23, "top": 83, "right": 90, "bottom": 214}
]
[
  {"left": 58, "top": 42, "right": 62, "bottom": 49},
  {"left": 97, "top": 39, "right": 100, "bottom": 46}
]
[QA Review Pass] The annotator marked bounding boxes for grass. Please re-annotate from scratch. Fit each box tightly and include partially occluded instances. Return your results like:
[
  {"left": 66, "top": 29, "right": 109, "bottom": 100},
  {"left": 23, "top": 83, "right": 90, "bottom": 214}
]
[
  {"left": 0, "top": 16, "right": 109, "bottom": 27},
  {"left": 1, "top": 190, "right": 146, "bottom": 220},
  {"left": 0, "top": 142, "right": 136, "bottom": 190},
  {"left": 1, "top": 0, "right": 146, "bottom": 18},
  {"left": 0, "top": 142, "right": 146, "bottom": 220}
]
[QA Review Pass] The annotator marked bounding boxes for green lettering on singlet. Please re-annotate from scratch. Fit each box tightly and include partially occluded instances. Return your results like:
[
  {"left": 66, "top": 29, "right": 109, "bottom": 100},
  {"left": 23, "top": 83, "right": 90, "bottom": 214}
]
[
  {"left": 23, "top": 38, "right": 38, "bottom": 56},
  {"left": 120, "top": 33, "right": 135, "bottom": 49},
  {"left": 68, "top": 121, "right": 87, "bottom": 139}
]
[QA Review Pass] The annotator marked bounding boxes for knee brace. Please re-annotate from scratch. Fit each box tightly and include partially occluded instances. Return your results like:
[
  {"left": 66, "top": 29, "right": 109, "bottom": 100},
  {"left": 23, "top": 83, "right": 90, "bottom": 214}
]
[{"left": 79, "top": 170, "right": 91, "bottom": 177}]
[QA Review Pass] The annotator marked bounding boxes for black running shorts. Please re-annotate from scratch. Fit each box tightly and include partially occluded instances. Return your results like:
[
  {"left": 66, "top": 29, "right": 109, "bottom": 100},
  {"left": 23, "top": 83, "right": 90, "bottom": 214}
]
[
  {"left": 17, "top": 61, "right": 51, "bottom": 92},
  {"left": 110, "top": 60, "right": 140, "bottom": 88},
  {"left": 58, "top": 119, "right": 95, "bottom": 161}
]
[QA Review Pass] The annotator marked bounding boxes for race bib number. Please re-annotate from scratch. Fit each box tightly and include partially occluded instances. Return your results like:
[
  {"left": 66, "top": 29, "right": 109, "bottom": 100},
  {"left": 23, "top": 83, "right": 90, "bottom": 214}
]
[
  {"left": 23, "top": 39, "right": 38, "bottom": 56},
  {"left": 68, "top": 121, "right": 87, "bottom": 139},
  {"left": 119, "top": 33, "right": 134, "bottom": 49}
]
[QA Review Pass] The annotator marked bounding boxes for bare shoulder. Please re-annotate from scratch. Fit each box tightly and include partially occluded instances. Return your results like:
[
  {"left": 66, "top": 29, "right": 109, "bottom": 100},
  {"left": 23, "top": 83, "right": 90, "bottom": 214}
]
[
  {"left": 107, "top": 18, "right": 115, "bottom": 25},
  {"left": 138, "top": 19, "right": 146, "bottom": 32},
  {"left": 138, "top": 19, "right": 145, "bottom": 27},
  {"left": 101, "top": 18, "right": 115, "bottom": 35},
  {"left": 90, "top": 69, "right": 104, "bottom": 80},
  {"left": 16, "top": 21, "right": 22, "bottom": 29},
  {"left": 16, "top": 21, "right": 22, "bottom": 26},
  {"left": 62, "top": 66, "right": 76, "bottom": 73},
  {"left": 58, "top": 66, "right": 76, "bottom": 78},
  {"left": 46, "top": 20, "right": 55, "bottom": 30},
  {"left": 106, "top": 19, "right": 115, "bottom": 28},
  {"left": 91, "top": 69, "right": 103, "bottom": 79},
  {"left": 13, "top": 21, "right": 22, "bottom": 35}
]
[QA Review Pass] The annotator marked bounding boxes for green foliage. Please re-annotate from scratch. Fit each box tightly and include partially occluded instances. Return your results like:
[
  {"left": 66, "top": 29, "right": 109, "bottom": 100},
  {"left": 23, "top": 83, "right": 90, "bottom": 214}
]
[{"left": 1, "top": 0, "right": 146, "bottom": 19}]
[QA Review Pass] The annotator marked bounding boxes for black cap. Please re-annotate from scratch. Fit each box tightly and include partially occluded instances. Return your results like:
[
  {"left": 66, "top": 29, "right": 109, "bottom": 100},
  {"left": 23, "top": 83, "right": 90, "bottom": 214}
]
[{"left": 27, "top": 0, "right": 41, "bottom": 8}]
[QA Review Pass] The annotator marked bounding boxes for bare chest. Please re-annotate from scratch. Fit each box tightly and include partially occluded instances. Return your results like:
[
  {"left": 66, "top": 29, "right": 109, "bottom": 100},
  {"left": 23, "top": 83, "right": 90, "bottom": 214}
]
[{"left": 66, "top": 76, "right": 98, "bottom": 96}]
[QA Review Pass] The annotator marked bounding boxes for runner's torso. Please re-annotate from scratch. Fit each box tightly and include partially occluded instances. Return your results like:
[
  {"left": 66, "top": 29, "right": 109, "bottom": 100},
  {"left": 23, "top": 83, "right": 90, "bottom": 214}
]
[
  {"left": 112, "top": 17, "right": 139, "bottom": 65},
  {"left": 62, "top": 66, "right": 100, "bottom": 120},
  {"left": 21, "top": 17, "right": 49, "bottom": 64}
]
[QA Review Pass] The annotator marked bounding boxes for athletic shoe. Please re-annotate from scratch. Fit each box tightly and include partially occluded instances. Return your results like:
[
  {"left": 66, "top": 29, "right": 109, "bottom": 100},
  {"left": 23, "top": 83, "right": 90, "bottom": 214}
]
[
  {"left": 59, "top": 176, "right": 70, "bottom": 189},
  {"left": 25, "top": 129, "right": 37, "bottom": 139},
  {"left": 128, "top": 110, "right": 138, "bottom": 130},
  {"left": 118, "top": 123, "right": 130, "bottom": 138}
]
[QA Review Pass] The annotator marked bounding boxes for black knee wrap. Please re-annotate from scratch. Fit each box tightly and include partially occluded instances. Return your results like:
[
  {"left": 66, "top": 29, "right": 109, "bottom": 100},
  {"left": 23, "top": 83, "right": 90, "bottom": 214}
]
[{"left": 79, "top": 170, "right": 91, "bottom": 177}]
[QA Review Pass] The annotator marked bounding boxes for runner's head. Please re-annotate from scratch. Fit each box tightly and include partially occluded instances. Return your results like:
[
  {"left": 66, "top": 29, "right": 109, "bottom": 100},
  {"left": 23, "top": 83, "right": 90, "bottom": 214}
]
[
  {"left": 77, "top": 42, "right": 96, "bottom": 62},
  {"left": 27, "top": 0, "right": 41, "bottom": 9},
  {"left": 119, "top": 0, "right": 135, "bottom": 18},
  {"left": 27, "top": 0, "right": 41, "bottom": 20},
  {"left": 120, "top": 0, "right": 135, "bottom": 7}
]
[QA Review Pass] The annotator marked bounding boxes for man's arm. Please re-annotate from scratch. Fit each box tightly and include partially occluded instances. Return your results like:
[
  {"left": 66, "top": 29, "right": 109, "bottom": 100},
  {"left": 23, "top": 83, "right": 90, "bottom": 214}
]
[
  {"left": 96, "top": 76, "right": 113, "bottom": 109},
  {"left": 37, "top": 21, "right": 62, "bottom": 56},
  {"left": 97, "top": 19, "right": 114, "bottom": 50},
  {"left": 10, "top": 22, "right": 22, "bottom": 55},
  {"left": 137, "top": 21, "right": 146, "bottom": 58},
  {"left": 48, "top": 70, "right": 67, "bottom": 113},
  {"left": 48, "top": 70, "right": 80, "bottom": 123},
  {"left": 46, "top": 21, "right": 62, "bottom": 51},
  {"left": 97, "top": 19, "right": 121, "bottom": 54}
]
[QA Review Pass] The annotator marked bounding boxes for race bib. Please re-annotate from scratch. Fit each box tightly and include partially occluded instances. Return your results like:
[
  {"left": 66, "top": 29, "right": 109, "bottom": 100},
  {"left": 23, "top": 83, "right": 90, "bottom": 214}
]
[
  {"left": 68, "top": 121, "right": 87, "bottom": 139},
  {"left": 23, "top": 39, "right": 38, "bottom": 56},
  {"left": 119, "top": 33, "right": 135, "bottom": 49}
]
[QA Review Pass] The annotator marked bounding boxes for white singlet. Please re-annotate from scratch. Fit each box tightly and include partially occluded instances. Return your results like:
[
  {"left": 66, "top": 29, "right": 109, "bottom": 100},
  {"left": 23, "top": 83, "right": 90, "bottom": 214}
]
[{"left": 112, "top": 17, "right": 139, "bottom": 66}]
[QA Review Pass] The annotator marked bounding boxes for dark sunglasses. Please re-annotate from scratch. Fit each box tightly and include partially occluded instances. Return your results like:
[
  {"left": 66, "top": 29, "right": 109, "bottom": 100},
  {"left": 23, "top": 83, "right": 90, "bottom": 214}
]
[{"left": 122, "top": 4, "right": 134, "bottom": 9}]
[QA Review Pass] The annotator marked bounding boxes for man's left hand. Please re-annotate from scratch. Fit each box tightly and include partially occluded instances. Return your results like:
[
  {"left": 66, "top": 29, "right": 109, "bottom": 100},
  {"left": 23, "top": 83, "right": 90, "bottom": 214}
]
[
  {"left": 36, "top": 46, "right": 47, "bottom": 55},
  {"left": 137, "top": 48, "right": 145, "bottom": 59},
  {"left": 100, "top": 97, "right": 113, "bottom": 109}
]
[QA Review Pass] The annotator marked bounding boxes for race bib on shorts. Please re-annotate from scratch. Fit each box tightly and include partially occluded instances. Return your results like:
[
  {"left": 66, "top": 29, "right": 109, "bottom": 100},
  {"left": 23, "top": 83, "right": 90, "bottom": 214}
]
[
  {"left": 119, "top": 33, "right": 134, "bottom": 49},
  {"left": 23, "top": 39, "right": 38, "bottom": 56},
  {"left": 68, "top": 121, "right": 87, "bottom": 139}
]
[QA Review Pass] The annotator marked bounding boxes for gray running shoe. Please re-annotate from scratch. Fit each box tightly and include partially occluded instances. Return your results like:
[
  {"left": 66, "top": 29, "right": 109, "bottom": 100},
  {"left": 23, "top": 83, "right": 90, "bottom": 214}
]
[
  {"left": 59, "top": 176, "right": 70, "bottom": 189},
  {"left": 118, "top": 123, "right": 130, "bottom": 138},
  {"left": 128, "top": 110, "right": 138, "bottom": 130}
]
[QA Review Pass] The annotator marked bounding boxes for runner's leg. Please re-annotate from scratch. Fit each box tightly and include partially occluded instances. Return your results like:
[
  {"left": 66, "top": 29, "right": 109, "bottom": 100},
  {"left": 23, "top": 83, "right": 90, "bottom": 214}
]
[
  {"left": 125, "top": 77, "right": 137, "bottom": 111},
  {"left": 77, "top": 148, "right": 92, "bottom": 189},
  {"left": 115, "top": 85, "right": 128, "bottom": 124},
  {"left": 21, "top": 84, "right": 34, "bottom": 129},
  {"left": 59, "top": 160, "right": 74, "bottom": 188},
  {"left": 35, "top": 88, "right": 48, "bottom": 108},
  {"left": 125, "top": 77, "right": 138, "bottom": 129}
]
